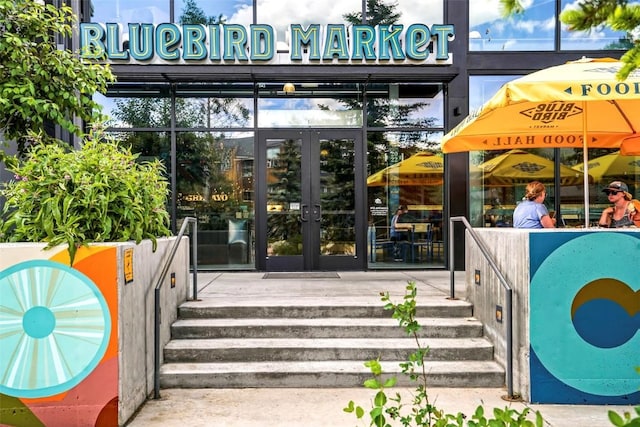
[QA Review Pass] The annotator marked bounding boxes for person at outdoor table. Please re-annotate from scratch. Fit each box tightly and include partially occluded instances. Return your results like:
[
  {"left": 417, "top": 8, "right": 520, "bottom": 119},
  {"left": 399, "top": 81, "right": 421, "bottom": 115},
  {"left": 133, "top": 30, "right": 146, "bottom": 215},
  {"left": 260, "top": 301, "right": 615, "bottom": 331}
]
[
  {"left": 598, "top": 181, "right": 640, "bottom": 228},
  {"left": 390, "top": 205, "right": 411, "bottom": 261},
  {"left": 512, "top": 181, "right": 556, "bottom": 229}
]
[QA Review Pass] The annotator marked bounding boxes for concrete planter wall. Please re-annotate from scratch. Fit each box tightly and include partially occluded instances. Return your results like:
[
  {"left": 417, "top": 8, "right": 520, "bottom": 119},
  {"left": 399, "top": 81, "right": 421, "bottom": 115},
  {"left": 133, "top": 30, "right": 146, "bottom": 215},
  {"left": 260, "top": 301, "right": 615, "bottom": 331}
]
[
  {"left": 0, "top": 237, "right": 189, "bottom": 426},
  {"left": 465, "top": 228, "right": 640, "bottom": 404}
]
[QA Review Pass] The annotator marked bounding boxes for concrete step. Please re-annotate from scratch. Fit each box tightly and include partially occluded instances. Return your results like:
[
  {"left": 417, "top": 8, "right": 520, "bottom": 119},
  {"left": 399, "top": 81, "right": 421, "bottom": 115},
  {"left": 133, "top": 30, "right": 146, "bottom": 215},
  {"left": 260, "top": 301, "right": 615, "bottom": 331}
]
[
  {"left": 159, "top": 360, "right": 505, "bottom": 388},
  {"left": 162, "top": 274, "right": 504, "bottom": 390},
  {"left": 163, "top": 337, "right": 494, "bottom": 363},
  {"left": 177, "top": 300, "right": 474, "bottom": 319},
  {"left": 170, "top": 317, "right": 484, "bottom": 339}
]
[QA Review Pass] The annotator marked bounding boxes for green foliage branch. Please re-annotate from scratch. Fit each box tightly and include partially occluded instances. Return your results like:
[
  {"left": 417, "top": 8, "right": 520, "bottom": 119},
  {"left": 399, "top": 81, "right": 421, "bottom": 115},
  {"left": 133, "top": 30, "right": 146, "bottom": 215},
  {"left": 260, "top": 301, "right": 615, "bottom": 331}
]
[
  {"left": 607, "top": 368, "right": 640, "bottom": 427},
  {"left": 0, "top": 0, "right": 115, "bottom": 156},
  {"left": 609, "top": 403, "right": 640, "bottom": 427},
  {"left": 0, "top": 128, "right": 171, "bottom": 264},
  {"left": 344, "top": 281, "right": 544, "bottom": 427}
]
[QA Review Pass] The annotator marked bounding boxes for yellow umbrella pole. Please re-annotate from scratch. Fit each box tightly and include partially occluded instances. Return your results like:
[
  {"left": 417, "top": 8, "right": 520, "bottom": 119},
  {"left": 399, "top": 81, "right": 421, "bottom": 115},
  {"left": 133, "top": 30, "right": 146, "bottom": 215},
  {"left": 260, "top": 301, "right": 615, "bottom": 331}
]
[{"left": 582, "top": 101, "right": 590, "bottom": 228}]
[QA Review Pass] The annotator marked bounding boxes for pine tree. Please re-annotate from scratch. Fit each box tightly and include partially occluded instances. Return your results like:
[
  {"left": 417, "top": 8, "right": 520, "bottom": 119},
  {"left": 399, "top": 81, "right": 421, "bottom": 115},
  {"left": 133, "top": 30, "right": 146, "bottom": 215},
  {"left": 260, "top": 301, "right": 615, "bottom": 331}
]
[{"left": 267, "top": 139, "right": 302, "bottom": 244}]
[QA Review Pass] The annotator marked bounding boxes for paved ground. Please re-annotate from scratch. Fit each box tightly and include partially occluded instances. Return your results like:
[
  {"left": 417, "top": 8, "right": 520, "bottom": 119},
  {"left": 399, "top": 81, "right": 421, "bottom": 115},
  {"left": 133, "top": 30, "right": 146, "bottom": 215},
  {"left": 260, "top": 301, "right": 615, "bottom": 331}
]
[
  {"left": 125, "top": 271, "right": 637, "bottom": 426},
  {"left": 127, "top": 387, "right": 634, "bottom": 426}
]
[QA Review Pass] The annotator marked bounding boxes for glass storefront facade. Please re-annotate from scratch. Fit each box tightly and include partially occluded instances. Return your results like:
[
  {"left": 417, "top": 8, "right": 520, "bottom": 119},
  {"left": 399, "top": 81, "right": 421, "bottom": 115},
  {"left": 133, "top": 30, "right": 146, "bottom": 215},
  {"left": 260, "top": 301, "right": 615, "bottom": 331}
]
[
  {"left": 99, "top": 80, "right": 445, "bottom": 270},
  {"left": 37, "top": 0, "right": 636, "bottom": 271}
]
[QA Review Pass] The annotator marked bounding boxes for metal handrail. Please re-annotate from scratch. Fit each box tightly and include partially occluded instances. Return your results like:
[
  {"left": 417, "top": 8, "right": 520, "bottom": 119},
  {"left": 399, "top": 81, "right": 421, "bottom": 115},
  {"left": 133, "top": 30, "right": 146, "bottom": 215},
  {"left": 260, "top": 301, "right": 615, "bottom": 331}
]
[
  {"left": 154, "top": 216, "right": 198, "bottom": 399},
  {"left": 449, "top": 216, "right": 515, "bottom": 399}
]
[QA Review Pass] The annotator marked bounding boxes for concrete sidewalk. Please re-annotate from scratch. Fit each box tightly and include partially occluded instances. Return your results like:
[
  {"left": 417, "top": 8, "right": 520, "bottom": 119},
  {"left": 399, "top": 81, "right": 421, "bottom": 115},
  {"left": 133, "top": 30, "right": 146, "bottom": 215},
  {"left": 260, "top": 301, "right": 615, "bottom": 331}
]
[
  {"left": 127, "top": 387, "right": 634, "bottom": 426},
  {"left": 126, "top": 271, "right": 636, "bottom": 426}
]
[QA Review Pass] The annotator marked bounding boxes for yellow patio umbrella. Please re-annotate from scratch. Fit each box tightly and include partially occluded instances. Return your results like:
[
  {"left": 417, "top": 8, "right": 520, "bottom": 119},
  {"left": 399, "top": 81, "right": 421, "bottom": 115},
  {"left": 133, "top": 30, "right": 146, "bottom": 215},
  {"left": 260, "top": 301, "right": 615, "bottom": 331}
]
[
  {"left": 479, "top": 149, "right": 586, "bottom": 186},
  {"left": 367, "top": 152, "right": 443, "bottom": 187},
  {"left": 441, "top": 57, "right": 640, "bottom": 226},
  {"left": 620, "top": 135, "right": 640, "bottom": 156},
  {"left": 573, "top": 151, "right": 640, "bottom": 182}
]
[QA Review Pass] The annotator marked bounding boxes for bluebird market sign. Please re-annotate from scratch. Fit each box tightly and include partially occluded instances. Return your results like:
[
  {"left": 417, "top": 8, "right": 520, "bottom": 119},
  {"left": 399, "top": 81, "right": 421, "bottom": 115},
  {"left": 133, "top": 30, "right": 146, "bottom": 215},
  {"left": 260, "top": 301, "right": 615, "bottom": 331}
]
[{"left": 80, "top": 23, "right": 454, "bottom": 65}]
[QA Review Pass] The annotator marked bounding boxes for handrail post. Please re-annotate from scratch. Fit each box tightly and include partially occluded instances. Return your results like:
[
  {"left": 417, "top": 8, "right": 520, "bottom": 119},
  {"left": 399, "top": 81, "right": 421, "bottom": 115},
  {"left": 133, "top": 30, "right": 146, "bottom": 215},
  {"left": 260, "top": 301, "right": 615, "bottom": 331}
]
[
  {"left": 154, "top": 217, "right": 197, "bottom": 400},
  {"left": 153, "top": 287, "right": 161, "bottom": 399},
  {"left": 449, "top": 216, "right": 455, "bottom": 299},
  {"left": 448, "top": 216, "right": 516, "bottom": 400},
  {"left": 506, "top": 288, "right": 514, "bottom": 397},
  {"left": 192, "top": 220, "right": 198, "bottom": 300}
]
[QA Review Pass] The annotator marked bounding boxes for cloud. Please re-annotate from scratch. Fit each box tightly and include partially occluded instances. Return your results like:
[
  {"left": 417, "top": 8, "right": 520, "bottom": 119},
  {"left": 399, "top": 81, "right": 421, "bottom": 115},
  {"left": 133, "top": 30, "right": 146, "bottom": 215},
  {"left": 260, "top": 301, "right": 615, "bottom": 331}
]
[
  {"left": 232, "top": 0, "right": 356, "bottom": 35},
  {"left": 394, "top": 0, "right": 443, "bottom": 27},
  {"left": 469, "top": 0, "right": 503, "bottom": 27},
  {"left": 469, "top": 0, "right": 539, "bottom": 29},
  {"left": 512, "top": 17, "right": 554, "bottom": 34},
  {"left": 560, "top": 0, "right": 581, "bottom": 13}
]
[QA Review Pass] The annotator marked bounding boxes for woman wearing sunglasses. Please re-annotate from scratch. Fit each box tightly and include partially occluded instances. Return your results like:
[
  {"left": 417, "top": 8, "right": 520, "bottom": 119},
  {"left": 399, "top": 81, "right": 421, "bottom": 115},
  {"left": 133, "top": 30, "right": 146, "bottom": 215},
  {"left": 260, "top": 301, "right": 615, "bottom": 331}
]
[{"left": 598, "top": 181, "right": 640, "bottom": 228}]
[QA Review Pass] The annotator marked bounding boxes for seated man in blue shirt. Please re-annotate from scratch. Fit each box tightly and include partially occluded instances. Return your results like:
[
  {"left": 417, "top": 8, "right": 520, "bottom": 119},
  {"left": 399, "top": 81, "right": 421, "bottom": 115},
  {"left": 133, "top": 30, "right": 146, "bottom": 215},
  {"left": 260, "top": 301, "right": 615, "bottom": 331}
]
[{"left": 390, "top": 205, "right": 411, "bottom": 260}]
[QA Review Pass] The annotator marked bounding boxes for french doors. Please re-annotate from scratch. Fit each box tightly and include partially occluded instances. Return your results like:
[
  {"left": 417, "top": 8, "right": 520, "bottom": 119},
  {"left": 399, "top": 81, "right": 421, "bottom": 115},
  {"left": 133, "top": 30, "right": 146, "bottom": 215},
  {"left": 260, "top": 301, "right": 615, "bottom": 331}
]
[{"left": 259, "top": 130, "right": 365, "bottom": 271}]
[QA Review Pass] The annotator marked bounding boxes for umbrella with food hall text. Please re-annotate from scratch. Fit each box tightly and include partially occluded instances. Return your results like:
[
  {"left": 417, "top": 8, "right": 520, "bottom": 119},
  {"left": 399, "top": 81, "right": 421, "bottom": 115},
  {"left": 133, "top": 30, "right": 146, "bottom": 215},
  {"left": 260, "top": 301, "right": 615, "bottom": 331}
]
[
  {"left": 620, "top": 135, "right": 640, "bottom": 156},
  {"left": 441, "top": 57, "right": 640, "bottom": 226}
]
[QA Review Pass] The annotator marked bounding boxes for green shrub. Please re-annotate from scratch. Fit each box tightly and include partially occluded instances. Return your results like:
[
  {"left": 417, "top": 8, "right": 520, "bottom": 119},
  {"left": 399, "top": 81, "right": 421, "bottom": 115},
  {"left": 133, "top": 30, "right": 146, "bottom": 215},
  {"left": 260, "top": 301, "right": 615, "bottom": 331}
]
[
  {"left": 344, "top": 281, "right": 544, "bottom": 427},
  {"left": 608, "top": 370, "right": 640, "bottom": 427},
  {"left": 0, "top": 129, "right": 171, "bottom": 264},
  {"left": 270, "top": 235, "right": 303, "bottom": 255}
]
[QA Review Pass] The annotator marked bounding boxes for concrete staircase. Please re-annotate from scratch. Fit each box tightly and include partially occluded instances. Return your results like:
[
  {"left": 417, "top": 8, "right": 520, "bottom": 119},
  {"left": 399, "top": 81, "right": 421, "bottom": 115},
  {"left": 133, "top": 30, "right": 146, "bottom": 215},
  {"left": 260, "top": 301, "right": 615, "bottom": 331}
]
[{"left": 159, "top": 296, "right": 505, "bottom": 389}]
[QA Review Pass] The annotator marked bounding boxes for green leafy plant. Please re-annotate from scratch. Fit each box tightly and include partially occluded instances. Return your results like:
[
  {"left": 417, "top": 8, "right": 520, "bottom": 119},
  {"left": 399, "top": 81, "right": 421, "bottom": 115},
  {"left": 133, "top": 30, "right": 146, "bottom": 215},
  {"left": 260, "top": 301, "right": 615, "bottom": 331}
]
[
  {"left": 608, "top": 367, "right": 640, "bottom": 427},
  {"left": 0, "top": 0, "right": 115, "bottom": 157},
  {"left": 608, "top": 406, "right": 640, "bottom": 427},
  {"left": 344, "top": 281, "right": 544, "bottom": 427},
  {"left": 0, "top": 128, "right": 171, "bottom": 264}
]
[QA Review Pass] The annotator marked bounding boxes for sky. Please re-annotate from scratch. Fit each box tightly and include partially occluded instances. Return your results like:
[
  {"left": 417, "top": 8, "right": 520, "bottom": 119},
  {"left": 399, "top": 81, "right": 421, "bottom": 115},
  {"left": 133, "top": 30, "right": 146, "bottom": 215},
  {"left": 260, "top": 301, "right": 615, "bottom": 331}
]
[
  {"left": 93, "top": 0, "right": 443, "bottom": 29},
  {"left": 469, "top": 0, "right": 635, "bottom": 51}
]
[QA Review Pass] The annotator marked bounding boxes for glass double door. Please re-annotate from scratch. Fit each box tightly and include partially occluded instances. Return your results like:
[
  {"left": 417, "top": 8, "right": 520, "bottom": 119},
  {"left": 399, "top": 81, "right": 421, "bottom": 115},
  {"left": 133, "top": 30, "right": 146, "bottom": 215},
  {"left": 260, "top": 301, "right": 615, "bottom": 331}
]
[{"left": 261, "top": 130, "right": 364, "bottom": 271}]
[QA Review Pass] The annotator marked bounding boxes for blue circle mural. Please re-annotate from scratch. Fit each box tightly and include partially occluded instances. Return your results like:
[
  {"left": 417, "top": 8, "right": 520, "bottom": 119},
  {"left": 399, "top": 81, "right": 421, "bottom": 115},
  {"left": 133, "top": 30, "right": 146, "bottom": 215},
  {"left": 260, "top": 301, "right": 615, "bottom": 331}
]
[
  {"left": 0, "top": 260, "right": 111, "bottom": 398},
  {"left": 572, "top": 278, "right": 640, "bottom": 349},
  {"left": 530, "top": 232, "right": 640, "bottom": 397}
]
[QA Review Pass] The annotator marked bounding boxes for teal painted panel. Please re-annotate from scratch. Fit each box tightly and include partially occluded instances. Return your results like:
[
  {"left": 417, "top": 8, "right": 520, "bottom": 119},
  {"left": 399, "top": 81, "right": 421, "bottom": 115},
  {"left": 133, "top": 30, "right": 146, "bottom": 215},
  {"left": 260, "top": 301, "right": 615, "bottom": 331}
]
[{"left": 529, "top": 232, "right": 640, "bottom": 403}]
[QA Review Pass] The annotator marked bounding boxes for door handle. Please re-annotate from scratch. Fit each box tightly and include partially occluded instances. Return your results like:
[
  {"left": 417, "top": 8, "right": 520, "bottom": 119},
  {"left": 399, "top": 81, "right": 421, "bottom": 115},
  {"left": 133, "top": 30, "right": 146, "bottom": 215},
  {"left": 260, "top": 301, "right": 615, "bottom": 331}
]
[
  {"left": 313, "top": 204, "right": 321, "bottom": 222},
  {"left": 301, "top": 204, "right": 309, "bottom": 222}
]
